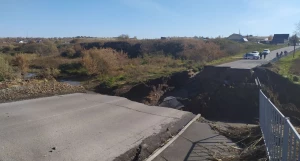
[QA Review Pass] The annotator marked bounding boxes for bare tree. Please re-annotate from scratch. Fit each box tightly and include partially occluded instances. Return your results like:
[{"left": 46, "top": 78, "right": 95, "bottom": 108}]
[
  {"left": 117, "top": 34, "right": 129, "bottom": 40},
  {"left": 289, "top": 34, "right": 299, "bottom": 58},
  {"left": 296, "top": 21, "right": 300, "bottom": 36},
  {"left": 268, "top": 35, "right": 273, "bottom": 41}
]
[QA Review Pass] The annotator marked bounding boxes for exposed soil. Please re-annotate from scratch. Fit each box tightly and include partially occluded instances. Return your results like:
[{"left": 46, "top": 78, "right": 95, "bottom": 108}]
[
  {"left": 94, "top": 66, "right": 260, "bottom": 124},
  {"left": 93, "top": 64, "right": 300, "bottom": 126},
  {"left": 0, "top": 79, "right": 86, "bottom": 103},
  {"left": 95, "top": 70, "right": 193, "bottom": 105},
  {"left": 182, "top": 82, "right": 259, "bottom": 123},
  {"left": 255, "top": 67, "right": 300, "bottom": 125}
]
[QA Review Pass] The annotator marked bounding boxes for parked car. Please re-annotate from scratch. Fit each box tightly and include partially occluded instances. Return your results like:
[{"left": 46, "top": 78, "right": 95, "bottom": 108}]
[
  {"left": 244, "top": 52, "right": 260, "bottom": 60},
  {"left": 262, "top": 49, "right": 270, "bottom": 55},
  {"left": 251, "top": 51, "right": 260, "bottom": 54}
]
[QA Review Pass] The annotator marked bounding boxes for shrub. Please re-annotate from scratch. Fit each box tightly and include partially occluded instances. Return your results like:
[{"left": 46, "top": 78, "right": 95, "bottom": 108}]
[
  {"left": 21, "top": 41, "right": 59, "bottom": 56},
  {"left": 0, "top": 56, "right": 14, "bottom": 80},
  {"left": 224, "top": 44, "right": 241, "bottom": 55},
  {"left": 15, "top": 54, "right": 29, "bottom": 75},
  {"left": 179, "top": 40, "right": 225, "bottom": 62},
  {"left": 81, "top": 48, "right": 125, "bottom": 76},
  {"left": 117, "top": 34, "right": 130, "bottom": 40},
  {"left": 61, "top": 47, "right": 76, "bottom": 58},
  {"left": 293, "top": 76, "right": 299, "bottom": 82},
  {"left": 30, "top": 56, "right": 80, "bottom": 69},
  {"left": 2, "top": 45, "right": 14, "bottom": 53},
  {"left": 70, "top": 39, "right": 80, "bottom": 44},
  {"left": 59, "top": 63, "right": 87, "bottom": 75},
  {"left": 39, "top": 68, "right": 60, "bottom": 78}
]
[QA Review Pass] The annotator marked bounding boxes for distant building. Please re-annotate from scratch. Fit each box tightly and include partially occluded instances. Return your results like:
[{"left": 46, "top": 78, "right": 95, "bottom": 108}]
[
  {"left": 227, "top": 34, "right": 248, "bottom": 42},
  {"left": 272, "top": 34, "right": 289, "bottom": 44}
]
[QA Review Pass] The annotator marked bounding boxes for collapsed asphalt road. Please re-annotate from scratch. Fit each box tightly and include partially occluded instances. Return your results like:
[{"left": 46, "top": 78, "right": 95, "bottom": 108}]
[
  {"left": 218, "top": 46, "right": 300, "bottom": 69},
  {"left": 0, "top": 93, "right": 194, "bottom": 161}
]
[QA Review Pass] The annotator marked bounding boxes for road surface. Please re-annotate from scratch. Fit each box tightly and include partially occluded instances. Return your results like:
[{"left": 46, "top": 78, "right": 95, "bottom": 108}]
[
  {"left": 218, "top": 46, "right": 300, "bottom": 69},
  {"left": 0, "top": 93, "right": 194, "bottom": 161}
]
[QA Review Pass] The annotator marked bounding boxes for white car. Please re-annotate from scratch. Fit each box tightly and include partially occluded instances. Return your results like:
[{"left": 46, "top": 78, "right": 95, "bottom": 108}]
[
  {"left": 244, "top": 52, "right": 260, "bottom": 60},
  {"left": 262, "top": 49, "right": 270, "bottom": 55}
]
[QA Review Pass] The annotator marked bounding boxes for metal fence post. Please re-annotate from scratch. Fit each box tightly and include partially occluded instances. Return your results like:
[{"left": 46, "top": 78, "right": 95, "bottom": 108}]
[{"left": 282, "top": 117, "right": 290, "bottom": 161}]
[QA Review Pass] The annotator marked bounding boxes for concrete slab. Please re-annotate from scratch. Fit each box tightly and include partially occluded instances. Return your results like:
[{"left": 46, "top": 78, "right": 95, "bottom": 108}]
[
  {"left": 154, "top": 137, "right": 193, "bottom": 161},
  {"left": 0, "top": 93, "right": 194, "bottom": 161},
  {"left": 152, "top": 121, "right": 238, "bottom": 161}
]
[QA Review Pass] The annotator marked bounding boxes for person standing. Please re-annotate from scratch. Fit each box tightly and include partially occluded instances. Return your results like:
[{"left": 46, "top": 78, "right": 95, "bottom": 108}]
[
  {"left": 276, "top": 52, "right": 279, "bottom": 58},
  {"left": 259, "top": 52, "right": 263, "bottom": 59},
  {"left": 263, "top": 52, "right": 267, "bottom": 59}
]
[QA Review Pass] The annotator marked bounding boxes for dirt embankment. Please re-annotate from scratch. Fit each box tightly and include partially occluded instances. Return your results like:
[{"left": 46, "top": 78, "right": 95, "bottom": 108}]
[
  {"left": 95, "top": 70, "right": 194, "bottom": 105},
  {"left": 95, "top": 66, "right": 260, "bottom": 123},
  {"left": 0, "top": 79, "right": 86, "bottom": 103},
  {"left": 255, "top": 67, "right": 300, "bottom": 125},
  {"left": 164, "top": 66, "right": 259, "bottom": 123}
]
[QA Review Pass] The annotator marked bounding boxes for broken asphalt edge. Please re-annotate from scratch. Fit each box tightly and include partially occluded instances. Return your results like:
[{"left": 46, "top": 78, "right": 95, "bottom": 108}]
[{"left": 145, "top": 114, "right": 201, "bottom": 161}]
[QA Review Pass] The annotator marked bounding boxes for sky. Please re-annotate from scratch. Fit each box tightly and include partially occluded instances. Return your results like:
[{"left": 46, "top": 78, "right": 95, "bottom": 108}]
[{"left": 0, "top": 0, "right": 300, "bottom": 38}]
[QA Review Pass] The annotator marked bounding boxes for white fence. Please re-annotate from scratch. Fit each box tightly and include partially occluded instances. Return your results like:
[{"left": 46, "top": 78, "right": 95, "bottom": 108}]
[{"left": 259, "top": 90, "right": 300, "bottom": 161}]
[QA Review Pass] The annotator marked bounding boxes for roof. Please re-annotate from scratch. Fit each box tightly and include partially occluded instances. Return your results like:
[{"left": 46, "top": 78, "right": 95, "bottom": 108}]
[
  {"left": 273, "top": 34, "right": 289, "bottom": 40},
  {"left": 227, "top": 34, "right": 243, "bottom": 40}
]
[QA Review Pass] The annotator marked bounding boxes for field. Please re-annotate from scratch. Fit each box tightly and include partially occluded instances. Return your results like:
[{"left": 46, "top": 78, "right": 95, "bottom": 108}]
[
  {"left": 275, "top": 50, "right": 300, "bottom": 83},
  {"left": 0, "top": 38, "right": 284, "bottom": 88}
]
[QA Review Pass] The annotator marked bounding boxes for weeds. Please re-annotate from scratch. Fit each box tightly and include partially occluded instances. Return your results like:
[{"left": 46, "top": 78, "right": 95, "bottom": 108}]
[
  {"left": 210, "top": 124, "right": 267, "bottom": 161},
  {"left": 15, "top": 54, "right": 29, "bottom": 75},
  {"left": 277, "top": 51, "right": 300, "bottom": 82},
  {"left": 0, "top": 38, "right": 287, "bottom": 88},
  {"left": 0, "top": 55, "right": 14, "bottom": 81}
]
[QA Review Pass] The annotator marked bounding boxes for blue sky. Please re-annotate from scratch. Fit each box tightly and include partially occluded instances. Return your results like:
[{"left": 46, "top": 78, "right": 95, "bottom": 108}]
[{"left": 0, "top": 0, "right": 300, "bottom": 38}]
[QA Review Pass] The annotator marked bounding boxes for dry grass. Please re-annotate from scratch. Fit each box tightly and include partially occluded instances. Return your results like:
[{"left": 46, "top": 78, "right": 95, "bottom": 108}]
[
  {"left": 30, "top": 56, "right": 81, "bottom": 69},
  {"left": 209, "top": 124, "right": 267, "bottom": 161},
  {"left": 81, "top": 48, "right": 124, "bottom": 76},
  {"left": 0, "top": 55, "right": 14, "bottom": 80},
  {"left": 80, "top": 48, "right": 188, "bottom": 87},
  {"left": 15, "top": 54, "right": 29, "bottom": 74}
]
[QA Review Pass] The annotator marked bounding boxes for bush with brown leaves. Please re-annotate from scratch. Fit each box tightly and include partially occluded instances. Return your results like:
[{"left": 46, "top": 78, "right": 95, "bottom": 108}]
[
  {"left": 15, "top": 54, "right": 29, "bottom": 75},
  {"left": 82, "top": 48, "right": 127, "bottom": 76}
]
